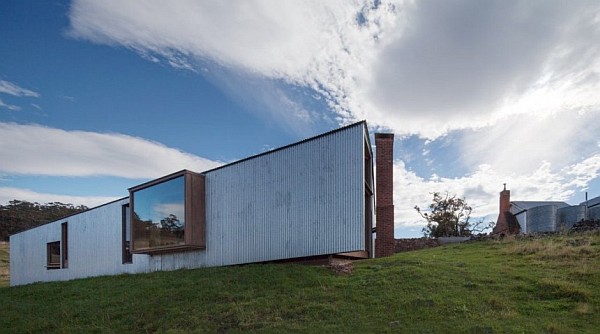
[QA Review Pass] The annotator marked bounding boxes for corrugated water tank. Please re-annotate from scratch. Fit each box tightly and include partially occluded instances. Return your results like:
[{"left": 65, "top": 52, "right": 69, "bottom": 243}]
[
  {"left": 558, "top": 205, "right": 586, "bottom": 230},
  {"left": 589, "top": 206, "right": 600, "bottom": 220},
  {"left": 527, "top": 205, "right": 558, "bottom": 233}
]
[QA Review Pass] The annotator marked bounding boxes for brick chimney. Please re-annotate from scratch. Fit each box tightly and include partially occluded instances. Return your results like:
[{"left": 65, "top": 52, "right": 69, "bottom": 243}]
[
  {"left": 375, "top": 133, "right": 395, "bottom": 257},
  {"left": 492, "top": 184, "right": 514, "bottom": 235}
]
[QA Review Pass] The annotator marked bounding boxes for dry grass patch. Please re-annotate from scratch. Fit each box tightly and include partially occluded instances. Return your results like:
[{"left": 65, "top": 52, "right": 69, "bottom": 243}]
[
  {"left": 575, "top": 302, "right": 593, "bottom": 315},
  {"left": 0, "top": 242, "right": 8, "bottom": 287},
  {"left": 503, "top": 235, "right": 596, "bottom": 261}
]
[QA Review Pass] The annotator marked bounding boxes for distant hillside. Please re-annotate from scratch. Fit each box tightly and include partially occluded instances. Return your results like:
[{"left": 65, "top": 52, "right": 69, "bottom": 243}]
[
  {"left": 0, "top": 200, "right": 88, "bottom": 241},
  {"left": 1, "top": 232, "right": 599, "bottom": 332}
]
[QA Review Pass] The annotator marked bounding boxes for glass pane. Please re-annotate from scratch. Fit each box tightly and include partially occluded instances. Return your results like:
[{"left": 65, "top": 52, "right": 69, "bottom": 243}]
[
  {"left": 124, "top": 205, "right": 131, "bottom": 243},
  {"left": 123, "top": 204, "right": 133, "bottom": 263},
  {"left": 132, "top": 176, "right": 185, "bottom": 250},
  {"left": 48, "top": 242, "right": 60, "bottom": 266}
]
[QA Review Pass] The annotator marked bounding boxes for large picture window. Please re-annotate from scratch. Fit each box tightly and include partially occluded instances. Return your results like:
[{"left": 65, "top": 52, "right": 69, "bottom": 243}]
[{"left": 130, "top": 170, "right": 205, "bottom": 254}]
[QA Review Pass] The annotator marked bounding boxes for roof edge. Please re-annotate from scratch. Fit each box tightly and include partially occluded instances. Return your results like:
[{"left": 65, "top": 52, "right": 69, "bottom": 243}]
[
  {"left": 9, "top": 196, "right": 129, "bottom": 237},
  {"left": 202, "top": 120, "right": 367, "bottom": 174}
]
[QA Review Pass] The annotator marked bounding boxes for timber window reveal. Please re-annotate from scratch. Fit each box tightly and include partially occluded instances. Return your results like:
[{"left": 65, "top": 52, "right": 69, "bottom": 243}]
[
  {"left": 130, "top": 170, "right": 205, "bottom": 254},
  {"left": 61, "top": 222, "right": 68, "bottom": 268},
  {"left": 122, "top": 204, "right": 133, "bottom": 264},
  {"left": 46, "top": 241, "right": 60, "bottom": 270}
]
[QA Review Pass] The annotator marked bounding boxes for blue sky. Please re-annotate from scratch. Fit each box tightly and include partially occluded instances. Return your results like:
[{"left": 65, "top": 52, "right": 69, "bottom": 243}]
[{"left": 1, "top": 0, "right": 600, "bottom": 238}]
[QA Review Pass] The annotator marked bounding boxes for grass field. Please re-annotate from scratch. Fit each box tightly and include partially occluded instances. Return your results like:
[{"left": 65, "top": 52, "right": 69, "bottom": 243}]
[
  {"left": 0, "top": 232, "right": 599, "bottom": 333},
  {"left": 0, "top": 242, "right": 8, "bottom": 288}
]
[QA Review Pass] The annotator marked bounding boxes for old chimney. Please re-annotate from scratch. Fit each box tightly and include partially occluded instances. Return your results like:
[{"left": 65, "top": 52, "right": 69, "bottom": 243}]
[
  {"left": 492, "top": 184, "right": 513, "bottom": 235},
  {"left": 375, "top": 133, "right": 395, "bottom": 257}
]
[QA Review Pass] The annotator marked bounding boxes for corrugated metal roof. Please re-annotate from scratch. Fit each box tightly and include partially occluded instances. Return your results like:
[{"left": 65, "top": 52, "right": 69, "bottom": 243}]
[{"left": 510, "top": 201, "right": 570, "bottom": 214}]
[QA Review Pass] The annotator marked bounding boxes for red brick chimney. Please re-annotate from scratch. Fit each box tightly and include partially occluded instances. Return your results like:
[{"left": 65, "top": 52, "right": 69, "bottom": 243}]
[
  {"left": 492, "top": 184, "right": 514, "bottom": 234},
  {"left": 375, "top": 133, "right": 395, "bottom": 257}
]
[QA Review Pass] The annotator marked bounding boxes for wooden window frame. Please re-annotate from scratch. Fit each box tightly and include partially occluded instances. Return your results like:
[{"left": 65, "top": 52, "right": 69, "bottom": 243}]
[
  {"left": 122, "top": 204, "right": 133, "bottom": 264},
  {"left": 129, "top": 170, "right": 206, "bottom": 255},
  {"left": 46, "top": 241, "right": 61, "bottom": 270},
  {"left": 61, "top": 222, "right": 68, "bottom": 268}
]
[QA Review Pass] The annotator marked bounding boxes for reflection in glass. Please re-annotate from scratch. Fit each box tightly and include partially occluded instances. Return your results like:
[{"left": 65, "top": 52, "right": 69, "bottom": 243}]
[
  {"left": 47, "top": 241, "right": 60, "bottom": 268},
  {"left": 122, "top": 204, "right": 133, "bottom": 263},
  {"left": 132, "top": 176, "right": 185, "bottom": 250}
]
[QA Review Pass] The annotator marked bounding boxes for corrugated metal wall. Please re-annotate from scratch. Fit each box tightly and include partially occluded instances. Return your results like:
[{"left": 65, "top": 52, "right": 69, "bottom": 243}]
[
  {"left": 527, "top": 205, "right": 558, "bottom": 233},
  {"left": 589, "top": 206, "right": 600, "bottom": 220},
  {"left": 558, "top": 205, "right": 587, "bottom": 230},
  {"left": 515, "top": 212, "right": 527, "bottom": 233},
  {"left": 10, "top": 198, "right": 150, "bottom": 286},
  {"left": 147, "top": 123, "right": 366, "bottom": 269},
  {"left": 10, "top": 123, "right": 369, "bottom": 285}
]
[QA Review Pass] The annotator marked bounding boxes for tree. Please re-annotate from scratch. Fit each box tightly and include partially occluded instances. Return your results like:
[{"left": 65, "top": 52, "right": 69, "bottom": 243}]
[
  {"left": 160, "top": 214, "right": 184, "bottom": 239},
  {"left": 415, "top": 192, "right": 474, "bottom": 238},
  {"left": 0, "top": 200, "right": 88, "bottom": 241}
]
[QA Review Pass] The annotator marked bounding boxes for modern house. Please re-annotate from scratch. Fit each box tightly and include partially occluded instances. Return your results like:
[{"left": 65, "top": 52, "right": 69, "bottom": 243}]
[
  {"left": 493, "top": 185, "right": 600, "bottom": 235},
  {"left": 10, "top": 121, "right": 396, "bottom": 286}
]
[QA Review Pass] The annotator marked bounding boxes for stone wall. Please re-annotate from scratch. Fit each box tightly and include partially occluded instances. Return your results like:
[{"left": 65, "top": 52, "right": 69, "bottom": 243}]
[{"left": 395, "top": 238, "right": 440, "bottom": 253}]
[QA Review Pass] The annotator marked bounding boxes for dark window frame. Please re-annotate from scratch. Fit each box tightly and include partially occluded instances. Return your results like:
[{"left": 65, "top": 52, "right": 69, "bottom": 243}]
[
  {"left": 47, "top": 241, "right": 61, "bottom": 270},
  {"left": 129, "top": 170, "right": 206, "bottom": 255},
  {"left": 122, "top": 204, "right": 133, "bottom": 264},
  {"left": 61, "top": 222, "right": 68, "bottom": 268}
]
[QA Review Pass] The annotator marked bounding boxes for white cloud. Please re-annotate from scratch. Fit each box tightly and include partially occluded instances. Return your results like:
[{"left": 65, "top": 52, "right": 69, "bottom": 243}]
[
  {"left": 0, "top": 186, "right": 117, "bottom": 208},
  {"left": 67, "top": 0, "right": 400, "bottom": 128},
  {"left": 66, "top": 0, "right": 600, "bottom": 234},
  {"left": 460, "top": 111, "right": 600, "bottom": 175},
  {"left": 0, "top": 80, "right": 40, "bottom": 98},
  {"left": 69, "top": 1, "right": 363, "bottom": 79},
  {"left": 0, "top": 98, "right": 21, "bottom": 111},
  {"left": 394, "top": 155, "right": 600, "bottom": 232},
  {"left": 0, "top": 123, "right": 221, "bottom": 178},
  {"left": 365, "top": 1, "right": 600, "bottom": 138},
  {"left": 68, "top": 0, "right": 600, "bottom": 139},
  {"left": 153, "top": 203, "right": 185, "bottom": 222},
  {"left": 61, "top": 95, "right": 76, "bottom": 102},
  {"left": 0, "top": 79, "right": 40, "bottom": 112}
]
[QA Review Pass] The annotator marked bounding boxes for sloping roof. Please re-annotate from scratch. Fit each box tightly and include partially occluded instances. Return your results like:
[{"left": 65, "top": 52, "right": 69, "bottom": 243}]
[
  {"left": 202, "top": 120, "right": 368, "bottom": 174},
  {"left": 510, "top": 201, "right": 570, "bottom": 215},
  {"left": 580, "top": 195, "right": 600, "bottom": 208}
]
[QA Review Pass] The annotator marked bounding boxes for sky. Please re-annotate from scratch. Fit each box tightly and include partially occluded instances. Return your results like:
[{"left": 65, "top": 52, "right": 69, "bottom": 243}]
[{"left": 1, "top": 0, "right": 600, "bottom": 238}]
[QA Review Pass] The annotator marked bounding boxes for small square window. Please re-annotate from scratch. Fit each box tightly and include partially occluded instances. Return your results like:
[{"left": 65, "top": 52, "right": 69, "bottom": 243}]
[{"left": 47, "top": 241, "right": 60, "bottom": 270}]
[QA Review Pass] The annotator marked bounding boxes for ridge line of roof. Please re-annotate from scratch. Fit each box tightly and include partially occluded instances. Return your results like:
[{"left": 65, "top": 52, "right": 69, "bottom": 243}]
[{"left": 201, "top": 120, "right": 368, "bottom": 174}]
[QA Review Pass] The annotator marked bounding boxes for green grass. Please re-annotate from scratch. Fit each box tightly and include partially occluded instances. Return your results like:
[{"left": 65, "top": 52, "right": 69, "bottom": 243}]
[
  {"left": 1, "top": 232, "right": 599, "bottom": 333},
  {"left": 0, "top": 242, "right": 8, "bottom": 288}
]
